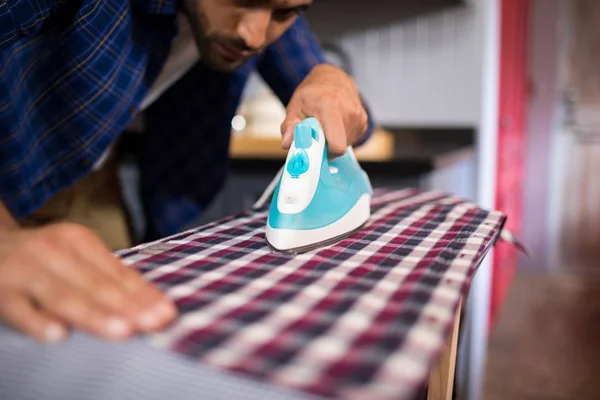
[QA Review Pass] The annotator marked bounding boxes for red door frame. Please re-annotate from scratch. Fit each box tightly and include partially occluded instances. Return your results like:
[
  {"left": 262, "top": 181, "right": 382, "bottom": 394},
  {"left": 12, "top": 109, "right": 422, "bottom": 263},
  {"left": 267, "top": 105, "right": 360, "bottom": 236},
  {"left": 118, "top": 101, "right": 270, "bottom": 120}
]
[{"left": 490, "top": 0, "right": 530, "bottom": 328}]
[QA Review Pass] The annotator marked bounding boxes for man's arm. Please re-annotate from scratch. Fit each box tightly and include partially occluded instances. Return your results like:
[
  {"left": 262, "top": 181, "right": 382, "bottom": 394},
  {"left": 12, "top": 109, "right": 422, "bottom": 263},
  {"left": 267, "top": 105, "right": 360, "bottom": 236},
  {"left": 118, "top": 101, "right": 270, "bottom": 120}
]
[
  {"left": 256, "top": 15, "right": 376, "bottom": 146},
  {"left": 0, "top": 202, "right": 18, "bottom": 230}
]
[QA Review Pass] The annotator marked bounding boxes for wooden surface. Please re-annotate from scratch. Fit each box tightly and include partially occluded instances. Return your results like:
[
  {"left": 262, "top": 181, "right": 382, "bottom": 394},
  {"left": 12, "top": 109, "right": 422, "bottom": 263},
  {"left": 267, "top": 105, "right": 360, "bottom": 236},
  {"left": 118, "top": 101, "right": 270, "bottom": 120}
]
[
  {"left": 229, "top": 128, "right": 395, "bottom": 161},
  {"left": 427, "top": 299, "right": 462, "bottom": 400}
]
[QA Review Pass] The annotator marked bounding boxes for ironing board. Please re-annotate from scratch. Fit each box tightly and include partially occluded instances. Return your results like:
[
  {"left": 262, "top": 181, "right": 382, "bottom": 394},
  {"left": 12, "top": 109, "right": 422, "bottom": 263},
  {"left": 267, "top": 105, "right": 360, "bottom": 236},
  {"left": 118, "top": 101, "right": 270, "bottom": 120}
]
[{"left": 0, "top": 189, "right": 509, "bottom": 400}]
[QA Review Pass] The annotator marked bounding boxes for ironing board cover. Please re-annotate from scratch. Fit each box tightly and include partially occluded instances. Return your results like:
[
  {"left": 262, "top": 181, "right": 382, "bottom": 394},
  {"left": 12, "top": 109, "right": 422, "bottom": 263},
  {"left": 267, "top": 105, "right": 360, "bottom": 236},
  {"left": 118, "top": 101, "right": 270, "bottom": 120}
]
[{"left": 117, "top": 189, "right": 506, "bottom": 400}]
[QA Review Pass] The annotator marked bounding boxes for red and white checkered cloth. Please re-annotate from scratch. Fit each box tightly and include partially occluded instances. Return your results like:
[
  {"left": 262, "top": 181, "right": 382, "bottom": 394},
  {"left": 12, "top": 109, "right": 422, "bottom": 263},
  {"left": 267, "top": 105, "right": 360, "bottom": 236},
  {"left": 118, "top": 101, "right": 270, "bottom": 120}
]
[{"left": 117, "top": 189, "right": 506, "bottom": 400}]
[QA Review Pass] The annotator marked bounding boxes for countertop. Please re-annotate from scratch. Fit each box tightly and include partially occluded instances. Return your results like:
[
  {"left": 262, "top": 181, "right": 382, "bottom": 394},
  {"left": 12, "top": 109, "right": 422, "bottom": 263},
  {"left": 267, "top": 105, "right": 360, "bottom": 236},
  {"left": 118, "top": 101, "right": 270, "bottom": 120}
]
[{"left": 228, "top": 127, "right": 475, "bottom": 178}]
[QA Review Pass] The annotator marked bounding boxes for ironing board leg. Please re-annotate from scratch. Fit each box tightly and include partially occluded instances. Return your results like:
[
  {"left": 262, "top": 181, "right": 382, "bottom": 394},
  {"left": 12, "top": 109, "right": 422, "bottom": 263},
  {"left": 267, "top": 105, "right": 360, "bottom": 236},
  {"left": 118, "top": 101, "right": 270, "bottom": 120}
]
[{"left": 427, "top": 298, "right": 462, "bottom": 400}]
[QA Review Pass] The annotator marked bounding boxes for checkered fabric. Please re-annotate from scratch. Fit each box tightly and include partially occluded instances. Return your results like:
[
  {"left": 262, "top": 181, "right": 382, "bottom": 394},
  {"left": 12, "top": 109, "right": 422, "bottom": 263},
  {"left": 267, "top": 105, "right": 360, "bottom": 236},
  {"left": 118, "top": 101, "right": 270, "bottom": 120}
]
[{"left": 117, "top": 188, "right": 506, "bottom": 400}]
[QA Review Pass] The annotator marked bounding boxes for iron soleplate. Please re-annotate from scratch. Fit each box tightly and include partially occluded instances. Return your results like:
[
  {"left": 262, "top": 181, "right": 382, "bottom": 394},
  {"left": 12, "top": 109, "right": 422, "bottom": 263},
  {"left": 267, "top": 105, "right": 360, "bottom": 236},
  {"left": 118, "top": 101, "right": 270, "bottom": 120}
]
[{"left": 265, "top": 220, "right": 368, "bottom": 255}]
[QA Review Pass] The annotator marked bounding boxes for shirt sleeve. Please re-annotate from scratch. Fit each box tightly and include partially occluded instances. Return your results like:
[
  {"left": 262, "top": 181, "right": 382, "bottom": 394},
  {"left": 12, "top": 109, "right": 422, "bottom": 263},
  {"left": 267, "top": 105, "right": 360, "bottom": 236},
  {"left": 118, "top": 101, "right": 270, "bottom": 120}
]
[
  {"left": 256, "top": 15, "right": 376, "bottom": 146},
  {"left": 0, "top": 0, "right": 176, "bottom": 49},
  {"left": 0, "top": 0, "right": 64, "bottom": 48}
]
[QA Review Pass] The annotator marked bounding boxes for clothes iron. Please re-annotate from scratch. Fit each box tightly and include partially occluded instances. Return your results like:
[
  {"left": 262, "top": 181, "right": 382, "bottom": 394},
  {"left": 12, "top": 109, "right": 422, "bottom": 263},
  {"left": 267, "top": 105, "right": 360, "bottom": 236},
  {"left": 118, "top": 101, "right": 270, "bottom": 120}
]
[{"left": 264, "top": 117, "right": 373, "bottom": 254}]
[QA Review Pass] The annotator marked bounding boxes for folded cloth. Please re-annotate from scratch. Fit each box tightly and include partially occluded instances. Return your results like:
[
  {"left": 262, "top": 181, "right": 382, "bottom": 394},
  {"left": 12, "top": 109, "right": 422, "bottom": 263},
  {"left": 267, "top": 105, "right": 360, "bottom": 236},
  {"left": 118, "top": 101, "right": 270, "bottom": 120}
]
[{"left": 116, "top": 188, "right": 507, "bottom": 400}]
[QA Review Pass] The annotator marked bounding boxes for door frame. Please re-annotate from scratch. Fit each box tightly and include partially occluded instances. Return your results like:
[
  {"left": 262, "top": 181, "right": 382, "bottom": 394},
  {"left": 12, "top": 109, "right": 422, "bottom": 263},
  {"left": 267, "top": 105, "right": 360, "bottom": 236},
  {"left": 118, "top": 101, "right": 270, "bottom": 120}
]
[{"left": 459, "top": 1, "right": 501, "bottom": 399}]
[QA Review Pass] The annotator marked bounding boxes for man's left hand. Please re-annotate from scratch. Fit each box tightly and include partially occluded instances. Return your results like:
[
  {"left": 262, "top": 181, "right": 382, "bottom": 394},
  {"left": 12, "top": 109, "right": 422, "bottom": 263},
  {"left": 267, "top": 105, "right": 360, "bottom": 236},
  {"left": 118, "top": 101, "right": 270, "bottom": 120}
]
[{"left": 281, "top": 64, "right": 368, "bottom": 158}]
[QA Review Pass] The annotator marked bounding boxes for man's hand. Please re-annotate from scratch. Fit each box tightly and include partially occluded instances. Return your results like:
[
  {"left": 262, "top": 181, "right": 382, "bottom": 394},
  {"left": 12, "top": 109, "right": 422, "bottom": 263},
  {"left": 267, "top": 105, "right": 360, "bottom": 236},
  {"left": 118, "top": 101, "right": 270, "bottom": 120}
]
[
  {"left": 0, "top": 222, "right": 176, "bottom": 342},
  {"left": 281, "top": 64, "right": 369, "bottom": 158}
]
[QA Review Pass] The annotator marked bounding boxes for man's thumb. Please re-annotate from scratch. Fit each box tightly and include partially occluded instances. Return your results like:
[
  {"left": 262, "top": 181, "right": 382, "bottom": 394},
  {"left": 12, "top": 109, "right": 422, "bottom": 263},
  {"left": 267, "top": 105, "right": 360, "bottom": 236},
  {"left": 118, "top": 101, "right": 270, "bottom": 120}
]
[{"left": 280, "top": 116, "right": 301, "bottom": 150}]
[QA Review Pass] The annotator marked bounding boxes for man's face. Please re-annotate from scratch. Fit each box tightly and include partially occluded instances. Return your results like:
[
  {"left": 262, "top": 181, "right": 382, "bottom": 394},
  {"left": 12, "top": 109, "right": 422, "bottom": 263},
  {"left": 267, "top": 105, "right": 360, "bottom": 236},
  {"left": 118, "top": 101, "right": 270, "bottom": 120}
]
[{"left": 183, "top": 0, "right": 313, "bottom": 71}]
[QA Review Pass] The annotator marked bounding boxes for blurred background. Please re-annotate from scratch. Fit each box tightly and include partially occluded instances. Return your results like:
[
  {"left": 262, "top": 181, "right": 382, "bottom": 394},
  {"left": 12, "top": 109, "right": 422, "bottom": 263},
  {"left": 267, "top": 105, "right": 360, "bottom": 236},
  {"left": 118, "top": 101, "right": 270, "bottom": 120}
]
[{"left": 117, "top": 0, "right": 600, "bottom": 399}]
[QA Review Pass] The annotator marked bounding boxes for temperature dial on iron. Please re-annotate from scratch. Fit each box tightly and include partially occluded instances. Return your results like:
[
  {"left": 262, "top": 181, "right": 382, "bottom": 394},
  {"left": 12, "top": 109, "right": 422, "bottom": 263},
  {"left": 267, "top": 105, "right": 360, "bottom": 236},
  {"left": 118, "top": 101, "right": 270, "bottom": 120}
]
[{"left": 287, "top": 149, "right": 309, "bottom": 178}]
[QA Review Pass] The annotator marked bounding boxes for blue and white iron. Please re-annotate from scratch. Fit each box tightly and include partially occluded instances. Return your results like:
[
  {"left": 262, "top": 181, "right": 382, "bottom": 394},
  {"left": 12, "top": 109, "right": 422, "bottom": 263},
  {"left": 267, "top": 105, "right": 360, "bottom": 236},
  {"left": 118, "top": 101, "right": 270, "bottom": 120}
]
[{"left": 264, "top": 117, "right": 373, "bottom": 253}]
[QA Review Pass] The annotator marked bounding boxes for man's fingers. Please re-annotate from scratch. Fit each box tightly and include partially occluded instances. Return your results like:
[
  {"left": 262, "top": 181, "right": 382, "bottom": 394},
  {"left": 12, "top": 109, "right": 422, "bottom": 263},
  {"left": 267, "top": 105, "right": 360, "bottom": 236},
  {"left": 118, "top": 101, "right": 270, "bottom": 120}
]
[
  {"left": 0, "top": 290, "right": 67, "bottom": 343},
  {"left": 122, "top": 272, "right": 177, "bottom": 332},
  {"left": 68, "top": 226, "right": 177, "bottom": 331},
  {"left": 81, "top": 250, "right": 176, "bottom": 331},
  {"left": 317, "top": 107, "right": 347, "bottom": 158},
  {"left": 283, "top": 107, "right": 347, "bottom": 157},
  {"left": 27, "top": 275, "right": 132, "bottom": 340},
  {"left": 346, "top": 104, "right": 369, "bottom": 146},
  {"left": 280, "top": 116, "right": 301, "bottom": 149},
  {"left": 103, "top": 257, "right": 176, "bottom": 331},
  {"left": 282, "top": 94, "right": 306, "bottom": 150},
  {"left": 33, "top": 241, "right": 140, "bottom": 321}
]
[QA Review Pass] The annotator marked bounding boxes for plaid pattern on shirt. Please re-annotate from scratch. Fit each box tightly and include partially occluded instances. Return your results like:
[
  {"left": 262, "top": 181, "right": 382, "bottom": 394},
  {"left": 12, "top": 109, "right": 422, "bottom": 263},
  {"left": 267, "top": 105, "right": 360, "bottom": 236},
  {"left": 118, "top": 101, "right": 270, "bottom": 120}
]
[
  {"left": 117, "top": 189, "right": 506, "bottom": 400},
  {"left": 0, "top": 0, "right": 375, "bottom": 239}
]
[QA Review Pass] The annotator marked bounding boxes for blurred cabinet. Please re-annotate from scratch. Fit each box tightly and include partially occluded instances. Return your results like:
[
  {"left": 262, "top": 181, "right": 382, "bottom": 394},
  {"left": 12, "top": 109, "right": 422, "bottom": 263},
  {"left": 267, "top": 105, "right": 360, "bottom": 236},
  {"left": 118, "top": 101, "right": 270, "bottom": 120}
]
[{"left": 554, "top": 0, "right": 600, "bottom": 266}]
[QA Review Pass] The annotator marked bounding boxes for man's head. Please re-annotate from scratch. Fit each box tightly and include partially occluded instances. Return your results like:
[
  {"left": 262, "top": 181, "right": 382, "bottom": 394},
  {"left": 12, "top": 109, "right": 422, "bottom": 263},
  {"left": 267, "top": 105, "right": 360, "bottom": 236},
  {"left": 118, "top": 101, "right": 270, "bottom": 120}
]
[{"left": 182, "top": 0, "right": 313, "bottom": 71}]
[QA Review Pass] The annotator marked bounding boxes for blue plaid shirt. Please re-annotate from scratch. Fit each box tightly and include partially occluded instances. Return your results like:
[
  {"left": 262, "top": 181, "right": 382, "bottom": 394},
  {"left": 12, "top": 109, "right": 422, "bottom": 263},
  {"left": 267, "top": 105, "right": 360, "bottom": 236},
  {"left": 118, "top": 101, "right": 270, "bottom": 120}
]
[{"left": 0, "top": 0, "right": 375, "bottom": 241}]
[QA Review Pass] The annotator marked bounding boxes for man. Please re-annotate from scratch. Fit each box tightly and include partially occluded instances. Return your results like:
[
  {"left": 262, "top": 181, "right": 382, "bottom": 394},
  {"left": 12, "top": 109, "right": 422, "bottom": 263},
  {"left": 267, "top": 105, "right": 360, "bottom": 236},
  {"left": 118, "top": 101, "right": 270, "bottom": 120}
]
[{"left": 0, "top": 0, "right": 375, "bottom": 343}]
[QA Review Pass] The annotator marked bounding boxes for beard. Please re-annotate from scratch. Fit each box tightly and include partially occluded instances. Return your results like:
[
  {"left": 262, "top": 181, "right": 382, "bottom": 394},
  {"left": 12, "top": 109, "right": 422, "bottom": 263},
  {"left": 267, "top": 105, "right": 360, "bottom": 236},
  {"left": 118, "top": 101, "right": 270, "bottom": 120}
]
[{"left": 181, "top": 1, "right": 257, "bottom": 72}]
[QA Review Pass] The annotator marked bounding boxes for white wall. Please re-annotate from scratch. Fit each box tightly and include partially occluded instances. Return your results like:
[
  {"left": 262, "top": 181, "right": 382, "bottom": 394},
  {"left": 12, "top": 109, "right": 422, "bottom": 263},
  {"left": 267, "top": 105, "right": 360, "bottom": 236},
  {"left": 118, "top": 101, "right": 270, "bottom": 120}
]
[
  {"left": 305, "top": 0, "right": 483, "bottom": 127},
  {"left": 460, "top": 0, "right": 500, "bottom": 399}
]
